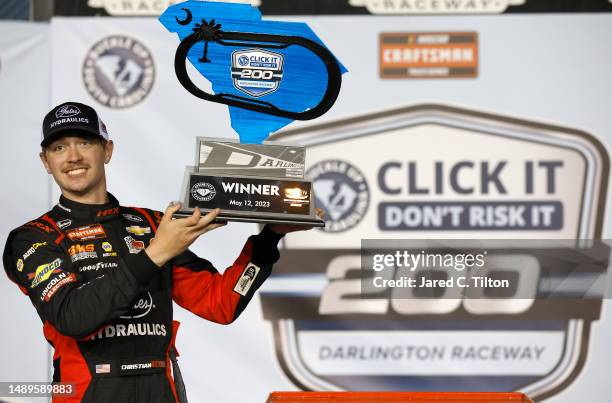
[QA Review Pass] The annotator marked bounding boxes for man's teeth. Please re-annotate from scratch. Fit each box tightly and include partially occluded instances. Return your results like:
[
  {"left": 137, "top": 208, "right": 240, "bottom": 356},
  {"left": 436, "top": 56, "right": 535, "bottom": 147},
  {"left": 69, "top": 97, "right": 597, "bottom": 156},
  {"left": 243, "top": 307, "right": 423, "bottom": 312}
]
[{"left": 67, "top": 168, "right": 86, "bottom": 176}]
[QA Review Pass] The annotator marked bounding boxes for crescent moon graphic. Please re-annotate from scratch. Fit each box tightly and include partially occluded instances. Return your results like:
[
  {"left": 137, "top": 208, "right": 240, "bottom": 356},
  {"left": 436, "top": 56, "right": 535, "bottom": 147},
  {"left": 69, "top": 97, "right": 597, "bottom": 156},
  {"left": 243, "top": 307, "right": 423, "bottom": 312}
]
[{"left": 176, "top": 8, "right": 193, "bottom": 26}]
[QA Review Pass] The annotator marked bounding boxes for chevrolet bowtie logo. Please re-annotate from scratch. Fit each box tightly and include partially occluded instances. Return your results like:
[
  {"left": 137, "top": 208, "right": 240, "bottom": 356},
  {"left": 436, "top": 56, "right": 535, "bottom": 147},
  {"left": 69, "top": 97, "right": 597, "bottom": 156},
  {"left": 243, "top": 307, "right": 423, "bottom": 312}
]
[{"left": 126, "top": 226, "right": 151, "bottom": 236}]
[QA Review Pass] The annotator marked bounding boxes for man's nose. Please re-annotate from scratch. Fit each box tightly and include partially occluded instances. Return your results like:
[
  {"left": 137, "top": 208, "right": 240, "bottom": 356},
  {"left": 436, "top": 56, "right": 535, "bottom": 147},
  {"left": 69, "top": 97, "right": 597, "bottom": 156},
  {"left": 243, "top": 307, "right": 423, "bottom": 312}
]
[{"left": 66, "top": 144, "right": 83, "bottom": 162}]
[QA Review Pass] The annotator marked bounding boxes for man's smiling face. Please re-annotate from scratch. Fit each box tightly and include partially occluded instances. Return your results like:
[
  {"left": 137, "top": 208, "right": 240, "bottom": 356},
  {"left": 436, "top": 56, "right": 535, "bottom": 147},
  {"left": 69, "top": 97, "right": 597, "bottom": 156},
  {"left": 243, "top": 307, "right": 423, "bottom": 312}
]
[{"left": 40, "top": 135, "right": 114, "bottom": 199}]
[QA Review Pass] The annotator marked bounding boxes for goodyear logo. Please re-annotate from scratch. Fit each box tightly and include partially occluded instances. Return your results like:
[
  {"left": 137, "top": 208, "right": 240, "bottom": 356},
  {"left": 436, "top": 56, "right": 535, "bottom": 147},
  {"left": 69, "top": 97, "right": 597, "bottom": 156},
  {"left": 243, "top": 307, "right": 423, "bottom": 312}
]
[{"left": 29, "top": 258, "right": 62, "bottom": 288}]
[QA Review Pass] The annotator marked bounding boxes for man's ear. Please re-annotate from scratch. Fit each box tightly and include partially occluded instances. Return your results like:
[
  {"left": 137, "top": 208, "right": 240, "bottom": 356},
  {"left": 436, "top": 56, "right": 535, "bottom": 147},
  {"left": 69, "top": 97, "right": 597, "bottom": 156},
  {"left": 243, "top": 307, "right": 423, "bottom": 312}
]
[
  {"left": 104, "top": 140, "right": 114, "bottom": 164},
  {"left": 39, "top": 151, "right": 52, "bottom": 174}
]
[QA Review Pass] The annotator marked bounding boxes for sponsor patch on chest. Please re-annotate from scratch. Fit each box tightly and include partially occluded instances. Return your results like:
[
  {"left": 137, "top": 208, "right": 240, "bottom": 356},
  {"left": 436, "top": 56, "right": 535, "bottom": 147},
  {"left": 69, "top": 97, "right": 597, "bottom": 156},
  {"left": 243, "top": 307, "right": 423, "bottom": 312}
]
[{"left": 66, "top": 224, "right": 106, "bottom": 241}]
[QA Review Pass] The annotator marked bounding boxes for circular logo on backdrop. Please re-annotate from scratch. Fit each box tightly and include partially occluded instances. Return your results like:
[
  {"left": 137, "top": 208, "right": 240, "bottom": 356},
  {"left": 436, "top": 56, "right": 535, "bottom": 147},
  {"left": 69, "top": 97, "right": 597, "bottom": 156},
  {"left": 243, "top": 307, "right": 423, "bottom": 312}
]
[
  {"left": 82, "top": 35, "right": 155, "bottom": 109},
  {"left": 306, "top": 159, "right": 369, "bottom": 233},
  {"left": 191, "top": 182, "right": 217, "bottom": 202}
]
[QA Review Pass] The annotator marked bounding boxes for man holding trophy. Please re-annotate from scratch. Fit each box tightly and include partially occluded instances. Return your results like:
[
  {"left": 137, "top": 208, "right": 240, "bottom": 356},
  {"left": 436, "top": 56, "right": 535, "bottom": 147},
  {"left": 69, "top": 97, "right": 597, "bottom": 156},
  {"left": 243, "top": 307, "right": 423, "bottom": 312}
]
[
  {"left": 3, "top": 1, "right": 344, "bottom": 401},
  {"left": 2, "top": 101, "right": 318, "bottom": 402}
]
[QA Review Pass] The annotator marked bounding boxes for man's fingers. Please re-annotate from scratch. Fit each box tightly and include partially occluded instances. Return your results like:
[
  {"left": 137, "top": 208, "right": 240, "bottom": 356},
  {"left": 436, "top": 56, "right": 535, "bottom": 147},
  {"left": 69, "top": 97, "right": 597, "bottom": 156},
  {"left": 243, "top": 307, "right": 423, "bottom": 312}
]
[
  {"left": 200, "top": 208, "right": 221, "bottom": 227},
  {"left": 162, "top": 201, "right": 182, "bottom": 223},
  {"left": 183, "top": 207, "right": 202, "bottom": 227},
  {"left": 190, "top": 208, "right": 221, "bottom": 232}
]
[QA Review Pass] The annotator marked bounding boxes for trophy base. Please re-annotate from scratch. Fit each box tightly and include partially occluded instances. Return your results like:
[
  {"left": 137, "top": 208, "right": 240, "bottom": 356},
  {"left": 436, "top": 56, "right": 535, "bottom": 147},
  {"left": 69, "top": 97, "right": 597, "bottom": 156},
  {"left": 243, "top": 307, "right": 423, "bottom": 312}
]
[
  {"left": 174, "top": 209, "right": 325, "bottom": 227},
  {"left": 179, "top": 139, "right": 322, "bottom": 227}
]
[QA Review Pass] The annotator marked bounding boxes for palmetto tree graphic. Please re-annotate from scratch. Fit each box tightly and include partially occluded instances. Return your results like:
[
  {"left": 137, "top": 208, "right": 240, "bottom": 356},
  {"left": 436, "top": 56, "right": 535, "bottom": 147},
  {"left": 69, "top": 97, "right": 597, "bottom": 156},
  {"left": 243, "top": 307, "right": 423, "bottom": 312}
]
[{"left": 192, "top": 18, "right": 222, "bottom": 63}]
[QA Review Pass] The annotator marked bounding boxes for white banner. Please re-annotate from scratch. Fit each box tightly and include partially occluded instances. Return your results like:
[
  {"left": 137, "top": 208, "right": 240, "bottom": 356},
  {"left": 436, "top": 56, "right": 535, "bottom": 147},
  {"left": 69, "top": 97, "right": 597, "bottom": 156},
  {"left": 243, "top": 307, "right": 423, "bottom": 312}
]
[
  {"left": 0, "top": 21, "right": 52, "bottom": 400},
  {"left": 298, "top": 330, "right": 564, "bottom": 376}
]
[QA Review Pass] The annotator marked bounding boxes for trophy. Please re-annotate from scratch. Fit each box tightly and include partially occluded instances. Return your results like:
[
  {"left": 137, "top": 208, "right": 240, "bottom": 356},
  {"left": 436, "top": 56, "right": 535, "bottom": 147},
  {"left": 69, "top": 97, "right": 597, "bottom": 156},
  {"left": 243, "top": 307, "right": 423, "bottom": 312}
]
[
  {"left": 178, "top": 137, "right": 321, "bottom": 225},
  {"left": 160, "top": 1, "right": 347, "bottom": 226}
]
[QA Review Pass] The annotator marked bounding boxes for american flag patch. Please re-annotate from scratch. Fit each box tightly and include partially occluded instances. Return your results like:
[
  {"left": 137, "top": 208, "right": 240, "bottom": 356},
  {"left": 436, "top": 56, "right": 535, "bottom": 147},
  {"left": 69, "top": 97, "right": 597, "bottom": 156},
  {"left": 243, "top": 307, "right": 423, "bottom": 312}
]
[{"left": 95, "top": 363, "right": 111, "bottom": 374}]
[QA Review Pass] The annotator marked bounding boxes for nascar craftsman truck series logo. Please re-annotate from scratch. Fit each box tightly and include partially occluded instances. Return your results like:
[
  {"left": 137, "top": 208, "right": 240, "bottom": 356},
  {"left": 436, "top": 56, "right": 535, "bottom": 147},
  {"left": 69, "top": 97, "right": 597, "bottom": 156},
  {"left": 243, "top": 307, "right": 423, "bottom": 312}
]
[{"left": 260, "top": 104, "right": 609, "bottom": 400}]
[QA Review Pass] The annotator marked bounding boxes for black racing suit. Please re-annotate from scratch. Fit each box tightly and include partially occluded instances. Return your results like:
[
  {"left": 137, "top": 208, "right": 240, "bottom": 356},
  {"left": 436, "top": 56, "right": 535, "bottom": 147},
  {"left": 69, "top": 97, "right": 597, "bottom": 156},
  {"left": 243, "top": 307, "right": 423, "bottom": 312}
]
[{"left": 2, "top": 193, "right": 283, "bottom": 402}]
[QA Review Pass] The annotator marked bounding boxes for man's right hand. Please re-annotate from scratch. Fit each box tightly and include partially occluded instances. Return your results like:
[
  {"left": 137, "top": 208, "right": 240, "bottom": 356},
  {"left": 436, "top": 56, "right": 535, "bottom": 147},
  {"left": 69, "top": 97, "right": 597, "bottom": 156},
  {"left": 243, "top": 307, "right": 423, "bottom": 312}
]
[{"left": 145, "top": 202, "right": 226, "bottom": 267}]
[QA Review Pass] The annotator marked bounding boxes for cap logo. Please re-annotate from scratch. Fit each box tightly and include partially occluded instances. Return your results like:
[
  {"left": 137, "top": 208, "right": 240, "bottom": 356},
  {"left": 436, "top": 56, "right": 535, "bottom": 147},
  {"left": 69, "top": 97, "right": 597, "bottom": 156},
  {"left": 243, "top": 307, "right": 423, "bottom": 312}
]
[{"left": 55, "top": 105, "right": 81, "bottom": 118}]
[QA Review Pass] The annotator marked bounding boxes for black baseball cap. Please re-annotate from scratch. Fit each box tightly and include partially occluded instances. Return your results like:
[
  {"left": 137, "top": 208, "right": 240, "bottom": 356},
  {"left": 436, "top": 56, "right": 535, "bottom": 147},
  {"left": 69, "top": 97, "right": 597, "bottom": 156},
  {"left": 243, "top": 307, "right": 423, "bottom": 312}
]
[{"left": 41, "top": 102, "right": 109, "bottom": 147}]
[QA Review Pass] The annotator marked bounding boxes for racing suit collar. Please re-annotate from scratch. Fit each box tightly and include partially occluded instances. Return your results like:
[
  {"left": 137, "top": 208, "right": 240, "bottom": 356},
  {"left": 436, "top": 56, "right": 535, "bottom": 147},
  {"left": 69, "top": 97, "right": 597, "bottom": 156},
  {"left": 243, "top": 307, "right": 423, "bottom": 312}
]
[{"left": 55, "top": 192, "right": 121, "bottom": 221}]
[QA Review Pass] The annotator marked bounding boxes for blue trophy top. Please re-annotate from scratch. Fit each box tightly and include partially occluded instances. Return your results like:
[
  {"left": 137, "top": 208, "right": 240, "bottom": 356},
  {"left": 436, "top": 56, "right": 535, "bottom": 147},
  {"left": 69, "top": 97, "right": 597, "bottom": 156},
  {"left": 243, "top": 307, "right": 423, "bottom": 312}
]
[{"left": 160, "top": 0, "right": 347, "bottom": 144}]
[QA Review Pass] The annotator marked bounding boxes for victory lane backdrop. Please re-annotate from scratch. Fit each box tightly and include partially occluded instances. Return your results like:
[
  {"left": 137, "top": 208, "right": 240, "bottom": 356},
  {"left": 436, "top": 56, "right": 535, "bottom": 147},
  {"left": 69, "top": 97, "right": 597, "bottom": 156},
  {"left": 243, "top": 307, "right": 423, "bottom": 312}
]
[
  {"left": 1, "top": 9, "right": 612, "bottom": 403},
  {"left": 0, "top": 22, "right": 53, "bottom": 402}
]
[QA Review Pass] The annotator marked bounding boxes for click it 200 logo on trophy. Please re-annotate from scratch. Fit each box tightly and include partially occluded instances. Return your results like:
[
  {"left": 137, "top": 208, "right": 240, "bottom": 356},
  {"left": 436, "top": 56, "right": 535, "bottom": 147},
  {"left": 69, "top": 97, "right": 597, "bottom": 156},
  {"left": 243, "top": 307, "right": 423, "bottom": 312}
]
[{"left": 160, "top": 0, "right": 347, "bottom": 225}]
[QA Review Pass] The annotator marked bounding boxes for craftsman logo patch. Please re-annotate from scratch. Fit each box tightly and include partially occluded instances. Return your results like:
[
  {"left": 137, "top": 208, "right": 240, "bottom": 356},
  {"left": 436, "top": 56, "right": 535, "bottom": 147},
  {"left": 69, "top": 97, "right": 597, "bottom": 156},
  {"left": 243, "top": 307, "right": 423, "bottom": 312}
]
[
  {"left": 380, "top": 32, "right": 478, "bottom": 79},
  {"left": 67, "top": 224, "right": 106, "bottom": 241}
]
